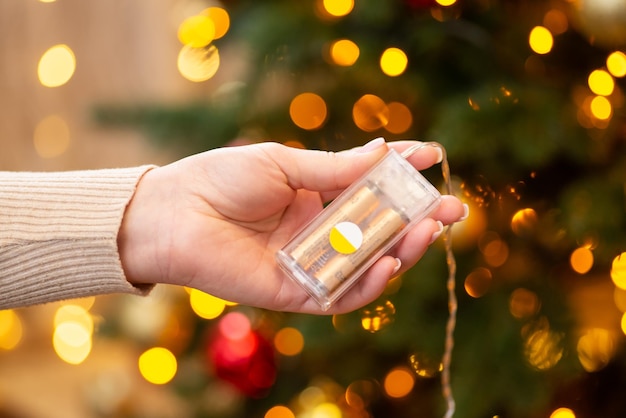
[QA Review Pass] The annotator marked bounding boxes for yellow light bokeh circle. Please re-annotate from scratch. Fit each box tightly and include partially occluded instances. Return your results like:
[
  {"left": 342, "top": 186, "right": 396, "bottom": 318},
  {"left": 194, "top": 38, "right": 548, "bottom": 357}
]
[
  {"left": 189, "top": 289, "right": 227, "bottom": 319},
  {"left": 177, "top": 44, "right": 220, "bottom": 82},
  {"left": 38, "top": 44, "right": 76, "bottom": 87},
  {"left": 53, "top": 322, "right": 92, "bottom": 365},
  {"left": 329, "top": 39, "right": 360, "bottom": 66},
  {"left": 590, "top": 95, "right": 612, "bottom": 120},
  {"left": 0, "top": 310, "right": 23, "bottom": 350},
  {"left": 550, "top": 407, "right": 576, "bottom": 418},
  {"left": 611, "top": 253, "right": 626, "bottom": 290},
  {"left": 588, "top": 69, "right": 615, "bottom": 96},
  {"left": 607, "top": 51, "right": 626, "bottom": 77},
  {"left": 380, "top": 47, "right": 408, "bottom": 77},
  {"left": 529, "top": 26, "right": 554, "bottom": 55},
  {"left": 138, "top": 347, "right": 178, "bottom": 385},
  {"left": 322, "top": 0, "right": 354, "bottom": 17},
  {"left": 178, "top": 15, "right": 215, "bottom": 48}
]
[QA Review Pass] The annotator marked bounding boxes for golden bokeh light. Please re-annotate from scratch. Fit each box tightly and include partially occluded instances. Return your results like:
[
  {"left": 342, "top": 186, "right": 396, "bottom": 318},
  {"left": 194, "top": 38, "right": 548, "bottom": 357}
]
[
  {"left": 53, "top": 321, "right": 92, "bottom": 365},
  {"left": 588, "top": 69, "right": 614, "bottom": 96},
  {"left": 361, "top": 300, "right": 396, "bottom": 333},
  {"left": 612, "top": 253, "right": 626, "bottom": 290},
  {"left": 52, "top": 303, "right": 94, "bottom": 364},
  {"left": 265, "top": 405, "right": 295, "bottom": 418},
  {"left": 509, "top": 288, "right": 540, "bottom": 320},
  {"left": 380, "top": 47, "right": 408, "bottom": 77},
  {"left": 329, "top": 39, "right": 360, "bottom": 66},
  {"left": 322, "top": 0, "right": 354, "bottom": 17},
  {"left": 138, "top": 347, "right": 178, "bottom": 385},
  {"left": 511, "top": 208, "right": 538, "bottom": 236},
  {"left": 589, "top": 95, "right": 612, "bottom": 120},
  {"left": 203, "top": 7, "right": 230, "bottom": 39},
  {"left": 523, "top": 318, "right": 563, "bottom": 370},
  {"left": 312, "top": 403, "right": 342, "bottom": 418},
  {"left": 0, "top": 310, "right": 23, "bottom": 350},
  {"left": 570, "top": 246, "right": 594, "bottom": 274},
  {"left": 345, "top": 380, "right": 378, "bottom": 409},
  {"left": 464, "top": 267, "right": 492, "bottom": 298},
  {"left": 577, "top": 328, "right": 616, "bottom": 372},
  {"left": 409, "top": 352, "right": 443, "bottom": 378},
  {"left": 435, "top": 0, "right": 457, "bottom": 6},
  {"left": 528, "top": 26, "right": 554, "bottom": 55},
  {"left": 352, "top": 94, "right": 389, "bottom": 132},
  {"left": 38, "top": 44, "right": 76, "bottom": 87},
  {"left": 274, "top": 327, "right": 305, "bottom": 356},
  {"left": 543, "top": 9, "right": 568, "bottom": 35},
  {"left": 383, "top": 367, "right": 415, "bottom": 398},
  {"left": 607, "top": 51, "right": 626, "bottom": 78},
  {"left": 479, "top": 232, "right": 509, "bottom": 267},
  {"left": 178, "top": 15, "right": 215, "bottom": 48},
  {"left": 189, "top": 289, "right": 227, "bottom": 319},
  {"left": 550, "top": 407, "right": 576, "bottom": 418},
  {"left": 384, "top": 102, "right": 413, "bottom": 134},
  {"left": 177, "top": 44, "right": 220, "bottom": 82},
  {"left": 54, "top": 304, "right": 94, "bottom": 334},
  {"left": 33, "top": 115, "right": 70, "bottom": 158},
  {"left": 289, "top": 92, "right": 328, "bottom": 130}
]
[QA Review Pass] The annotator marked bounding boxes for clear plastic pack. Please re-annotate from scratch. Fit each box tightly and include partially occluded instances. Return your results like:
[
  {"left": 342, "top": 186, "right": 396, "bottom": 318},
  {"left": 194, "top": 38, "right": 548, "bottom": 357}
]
[{"left": 276, "top": 147, "right": 442, "bottom": 310}]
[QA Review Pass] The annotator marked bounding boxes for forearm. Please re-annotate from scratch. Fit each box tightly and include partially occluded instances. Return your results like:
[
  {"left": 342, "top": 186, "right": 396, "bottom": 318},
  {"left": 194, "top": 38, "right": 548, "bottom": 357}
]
[{"left": 0, "top": 166, "right": 155, "bottom": 310}]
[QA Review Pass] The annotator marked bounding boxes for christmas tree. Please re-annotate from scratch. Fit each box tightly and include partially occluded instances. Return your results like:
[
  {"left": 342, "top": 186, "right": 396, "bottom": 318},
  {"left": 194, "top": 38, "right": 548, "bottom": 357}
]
[{"left": 5, "top": 0, "right": 626, "bottom": 417}]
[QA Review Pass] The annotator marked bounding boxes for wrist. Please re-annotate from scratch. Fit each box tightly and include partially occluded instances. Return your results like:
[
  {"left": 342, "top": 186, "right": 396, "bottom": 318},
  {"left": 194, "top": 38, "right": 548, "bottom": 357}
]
[{"left": 118, "top": 167, "right": 168, "bottom": 287}]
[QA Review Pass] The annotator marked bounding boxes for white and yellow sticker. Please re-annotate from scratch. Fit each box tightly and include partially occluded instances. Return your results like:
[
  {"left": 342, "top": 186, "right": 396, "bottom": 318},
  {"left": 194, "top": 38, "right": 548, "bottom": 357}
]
[{"left": 329, "top": 222, "right": 363, "bottom": 254}]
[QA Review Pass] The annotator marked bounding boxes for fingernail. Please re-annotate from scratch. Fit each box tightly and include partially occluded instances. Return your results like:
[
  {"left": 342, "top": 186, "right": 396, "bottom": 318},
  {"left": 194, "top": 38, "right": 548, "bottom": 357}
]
[
  {"left": 429, "top": 221, "right": 444, "bottom": 244},
  {"left": 358, "top": 137, "right": 386, "bottom": 153},
  {"left": 433, "top": 146, "right": 443, "bottom": 164},
  {"left": 392, "top": 258, "right": 402, "bottom": 275},
  {"left": 459, "top": 203, "right": 469, "bottom": 222}
]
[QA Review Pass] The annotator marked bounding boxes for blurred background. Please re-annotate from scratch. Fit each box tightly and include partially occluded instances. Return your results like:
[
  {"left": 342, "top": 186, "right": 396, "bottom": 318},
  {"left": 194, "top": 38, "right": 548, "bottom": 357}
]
[{"left": 1, "top": 0, "right": 626, "bottom": 417}]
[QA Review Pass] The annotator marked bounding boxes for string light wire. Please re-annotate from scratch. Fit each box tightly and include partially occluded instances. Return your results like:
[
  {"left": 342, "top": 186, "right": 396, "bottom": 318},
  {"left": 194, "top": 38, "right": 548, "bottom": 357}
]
[{"left": 402, "top": 142, "right": 457, "bottom": 418}]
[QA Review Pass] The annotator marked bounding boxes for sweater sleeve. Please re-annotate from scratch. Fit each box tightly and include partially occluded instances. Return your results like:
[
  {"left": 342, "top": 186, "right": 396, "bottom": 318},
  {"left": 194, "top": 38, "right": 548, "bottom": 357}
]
[{"left": 0, "top": 166, "right": 156, "bottom": 310}]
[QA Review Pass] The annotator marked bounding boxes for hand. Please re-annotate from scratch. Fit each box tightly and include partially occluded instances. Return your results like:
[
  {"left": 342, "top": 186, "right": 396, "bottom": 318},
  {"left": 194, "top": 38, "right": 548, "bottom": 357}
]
[{"left": 118, "top": 138, "right": 466, "bottom": 314}]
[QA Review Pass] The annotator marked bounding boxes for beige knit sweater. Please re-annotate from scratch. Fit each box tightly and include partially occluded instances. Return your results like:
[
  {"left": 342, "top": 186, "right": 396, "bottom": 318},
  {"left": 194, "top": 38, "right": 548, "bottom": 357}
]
[{"left": 0, "top": 166, "right": 155, "bottom": 310}]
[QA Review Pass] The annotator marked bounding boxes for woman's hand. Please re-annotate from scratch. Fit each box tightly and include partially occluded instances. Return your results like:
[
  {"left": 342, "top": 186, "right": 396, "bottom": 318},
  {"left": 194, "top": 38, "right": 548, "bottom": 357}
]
[{"left": 118, "top": 138, "right": 466, "bottom": 314}]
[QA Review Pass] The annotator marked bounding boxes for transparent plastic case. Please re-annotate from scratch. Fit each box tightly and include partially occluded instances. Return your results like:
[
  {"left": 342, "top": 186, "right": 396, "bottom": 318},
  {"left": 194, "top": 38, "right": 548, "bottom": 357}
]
[{"left": 276, "top": 148, "right": 442, "bottom": 310}]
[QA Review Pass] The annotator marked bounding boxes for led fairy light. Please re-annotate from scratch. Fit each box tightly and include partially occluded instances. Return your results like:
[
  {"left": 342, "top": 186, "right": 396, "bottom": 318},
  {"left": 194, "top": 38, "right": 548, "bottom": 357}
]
[{"left": 277, "top": 140, "right": 459, "bottom": 418}]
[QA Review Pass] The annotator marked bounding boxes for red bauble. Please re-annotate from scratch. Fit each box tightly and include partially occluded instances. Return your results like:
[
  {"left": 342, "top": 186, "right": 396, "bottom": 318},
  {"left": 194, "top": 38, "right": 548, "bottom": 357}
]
[{"left": 206, "top": 312, "right": 276, "bottom": 398}]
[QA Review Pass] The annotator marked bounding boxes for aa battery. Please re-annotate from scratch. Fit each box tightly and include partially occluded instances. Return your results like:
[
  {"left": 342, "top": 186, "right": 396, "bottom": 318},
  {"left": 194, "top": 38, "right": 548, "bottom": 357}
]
[
  {"left": 313, "top": 207, "right": 408, "bottom": 293},
  {"left": 287, "top": 184, "right": 380, "bottom": 269}
]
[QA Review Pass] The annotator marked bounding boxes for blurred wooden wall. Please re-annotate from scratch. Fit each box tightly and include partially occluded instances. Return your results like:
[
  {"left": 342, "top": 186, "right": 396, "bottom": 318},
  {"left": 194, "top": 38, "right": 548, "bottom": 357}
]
[{"left": 0, "top": 0, "right": 208, "bottom": 171}]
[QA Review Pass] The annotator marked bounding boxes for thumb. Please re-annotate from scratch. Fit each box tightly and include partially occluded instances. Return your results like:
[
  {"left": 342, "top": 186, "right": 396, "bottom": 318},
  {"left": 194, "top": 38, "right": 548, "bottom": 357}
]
[{"left": 272, "top": 137, "right": 389, "bottom": 193}]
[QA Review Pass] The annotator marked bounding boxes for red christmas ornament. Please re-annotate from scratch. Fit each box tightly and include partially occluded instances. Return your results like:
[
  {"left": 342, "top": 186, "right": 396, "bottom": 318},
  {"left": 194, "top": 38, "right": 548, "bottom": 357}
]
[{"left": 206, "top": 312, "right": 277, "bottom": 398}]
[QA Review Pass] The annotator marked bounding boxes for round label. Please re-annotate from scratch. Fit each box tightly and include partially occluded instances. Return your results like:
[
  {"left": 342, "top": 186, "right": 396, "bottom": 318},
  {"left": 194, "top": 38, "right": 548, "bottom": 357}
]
[{"left": 329, "top": 222, "right": 363, "bottom": 254}]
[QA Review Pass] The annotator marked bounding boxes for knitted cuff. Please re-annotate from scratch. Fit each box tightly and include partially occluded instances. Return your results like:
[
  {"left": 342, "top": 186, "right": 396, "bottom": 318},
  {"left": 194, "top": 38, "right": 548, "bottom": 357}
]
[{"left": 0, "top": 166, "right": 156, "bottom": 310}]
